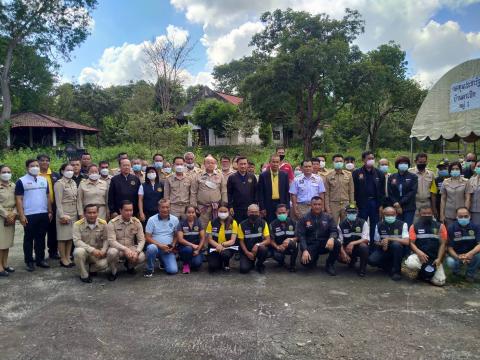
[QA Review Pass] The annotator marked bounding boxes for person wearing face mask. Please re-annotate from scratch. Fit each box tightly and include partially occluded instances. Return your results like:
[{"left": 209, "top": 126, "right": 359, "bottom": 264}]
[
  {"left": 164, "top": 157, "right": 192, "bottom": 218},
  {"left": 152, "top": 153, "right": 166, "bottom": 183},
  {"left": 265, "top": 146, "right": 295, "bottom": 184},
  {"left": 378, "top": 158, "right": 391, "bottom": 207},
  {"left": 141, "top": 160, "right": 149, "bottom": 174},
  {"left": 434, "top": 160, "right": 450, "bottom": 217},
  {"left": 227, "top": 156, "right": 257, "bottom": 223},
  {"left": 325, "top": 154, "right": 354, "bottom": 224},
  {"left": 409, "top": 153, "right": 437, "bottom": 220},
  {"left": 368, "top": 206, "right": 409, "bottom": 281},
  {"left": 131, "top": 158, "right": 145, "bottom": 183},
  {"left": 0, "top": 165, "right": 17, "bottom": 277},
  {"left": 446, "top": 207, "right": 480, "bottom": 282},
  {"left": 184, "top": 152, "right": 202, "bottom": 178},
  {"left": 338, "top": 204, "right": 369, "bottom": 277},
  {"left": 387, "top": 156, "right": 418, "bottom": 227},
  {"left": 344, "top": 156, "right": 356, "bottom": 173},
  {"left": 316, "top": 155, "right": 330, "bottom": 181},
  {"left": 162, "top": 161, "right": 173, "bottom": 180},
  {"left": 77, "top": 164, "right": 109, "bottom": 221},
  {"left": 177, "top": 206, "right": 206, "bottom": 274},
  {"left": 238, "top": 204, "right": 270, "bottom": 274},
  {"left": 353, "top": 151, "right": 386, "bottom": 248},
  {"left": 73, "top": 204, "right": 109, "bottom": 283},
  {"left": 461, "top": 153, "right": 477, "bottom": 180},
  {"left": 15, "top": 159, "right": 53, "bottom": 272},
  {"left": 220, "top": 156, "right": 236, "bottom": 180},
  {"left": 99, "top": 160, "right": 112, "bottom": 187},
  {"left": 466, "top": 160, "right": 480, "bottom": 225},
  {"left": 268, "top": 204, "right": 298, "bottom": 272},
  {"left": 206, "top": 203, "right": 239, "bottom": 272},
  {"left": 405, "top": 206, "right": 447, "bottom": 286},
  {"left": 440, "top": 162, "right": 468, "bottom": 227},
  {"left": 138, "top": 166, "right": 164, "bottom": 224},
  {"left": 54, "top": 164, "right": 78, "bottom": 267}
]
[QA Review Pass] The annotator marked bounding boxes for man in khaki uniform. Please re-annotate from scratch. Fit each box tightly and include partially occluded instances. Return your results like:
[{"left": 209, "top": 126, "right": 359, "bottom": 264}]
[
  {"left": 190, "top": 155, "right": 228, "bottom": 227},
  {"left": 73, "top": 204, "right": 109, "bottom": 283},
  {"left": 409, "top": 153, "right": 437, "bottom": 218},
  {"left": 99, "top": 161, "right": 112, "bottom": 187},
  {"left": 221, "top": 155, "right": 236, "bottom": 180},
  {"left": 164, "top": 156, "right": 191, "bottom": 218},
  {"left": 184, "top": 152, "right": 202, "bottom": 178},
  {"left": 325, "top": 154, "right": 355, "bottom": 224},
  {"left": 106, "top": 200, "right": 145, "bottom": 281}
]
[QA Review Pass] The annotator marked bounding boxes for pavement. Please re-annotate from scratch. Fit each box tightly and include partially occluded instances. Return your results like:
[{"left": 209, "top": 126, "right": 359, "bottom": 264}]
[{"left": 1, "top": 225, "right": 480, "bottom": 360}]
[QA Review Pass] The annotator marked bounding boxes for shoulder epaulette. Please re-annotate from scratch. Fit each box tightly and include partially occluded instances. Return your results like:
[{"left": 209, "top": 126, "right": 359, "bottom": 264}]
[
  {"left": 98, "top": 218, "right": 107, "bottom": 224},
  {"left": 75, "top": 218, "right": 85, "bottom": 225},
  {"left": 110, "top": 216, "right": 120, "bottom": 223}
]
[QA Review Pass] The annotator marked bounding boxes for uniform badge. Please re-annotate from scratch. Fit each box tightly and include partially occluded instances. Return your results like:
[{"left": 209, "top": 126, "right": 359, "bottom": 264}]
[
  {"left": 288, "top": 225, "right": 293, "bottom": 231},
  {"left": 356, "top": 227, "right": 361, "bottom": 232},
  {"left": 257, "top": 227, "right": 262, "bottom": 233},
  {"left": 469, "top": 230, "right": 474, "bottom": 236},
  {"left": 306, "top": 221, "right": 312, "bottom": 227},
  {"left": 194, "top": 226, "right": 199, "bottom": 231},
  {"left": 248, "top": 178, "right": 253, "bottom": 183},
  {"left": 391, "top": 178, "right": 397, "bottom": 185},
  {"left": 394, "top": 229, "right": 399, "bottom": 235},
  {"left": 359, "top": 174, "right": 364, "bottom": 180},
  {"left": 157, "top": 188, "right": 163, "bottom": 192},
  {"left": 130, "top": 181, "right": 136, "bottom": 186}
]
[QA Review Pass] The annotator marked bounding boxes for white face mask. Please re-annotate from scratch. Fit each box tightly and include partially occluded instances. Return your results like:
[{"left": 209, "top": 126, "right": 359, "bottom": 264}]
[
  {"left": 63, "top": 170, "right": 74, "bottom": 179},
  {"left": 345, "top": 163, "right": 355, "bottom": 171},
  {"left": 175, "top": 165, "right": 185, "bottom": 173},
  {"left": 29, "top": 166, "right": 40, "bottom": 176},
  {"left": 142, "top": 166, "right": 147, "bottom": 172},
  {"left": 366, "top": 159, "right": 375, "bottom": 167},
  {"left": 218, "top": 212, "right": 229, "bottom": 220},
  {"left": 100, "top": 168, "right": 109, "bottom": 176},
  {"left": 89, "top": 173, "right": 100, "bottom": 181},
  {"left": 0, "top": 173, "right": 12, "bottom": 182},
  {"left": 147, "top": 173, "right": 157, "bottom": 181},
  {"left": 319, "top": 161, "right": 326, "bottom": 169},
  {"left": 186, "top": 163, "right": 194, "bottom": 170}
]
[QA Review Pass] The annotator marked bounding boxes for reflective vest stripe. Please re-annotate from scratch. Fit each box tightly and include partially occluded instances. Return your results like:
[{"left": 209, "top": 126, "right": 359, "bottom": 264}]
[
  {"left": 343, "top": 233, "right": 363, "bottom": 238},
  {"left": 454, "top": 236, "right": 476, "bottom": 241},
  {"left": 183, "top": 231, "right": 199, "bottom": 236},
  {"left": 244, "top": 233, "right": 262, "bottom": 239},
  {"left": 380, "top": 234, "right": 403, "bottom": 239},
  {"left": 415, "top": 234, "right": 439, "bottom": 239}
]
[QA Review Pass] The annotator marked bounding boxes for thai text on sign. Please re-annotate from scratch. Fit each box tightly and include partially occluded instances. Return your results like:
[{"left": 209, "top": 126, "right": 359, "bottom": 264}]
[{"left": 450, "top": 76, "right": 480, "bottom": 113}]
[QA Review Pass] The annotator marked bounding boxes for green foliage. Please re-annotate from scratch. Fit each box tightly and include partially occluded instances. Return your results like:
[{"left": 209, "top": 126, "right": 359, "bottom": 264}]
[
  {"left": 259, "top": 122, "right": 272, "bottom": 147},
  {"left": 191, "top": 98, "right": 240, "bottom": 138}
]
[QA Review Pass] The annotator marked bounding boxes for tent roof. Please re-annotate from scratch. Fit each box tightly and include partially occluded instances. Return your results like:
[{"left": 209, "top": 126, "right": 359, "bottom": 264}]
[
  {"left": 410, "top": 59, "right": 480, "bottom": 142},
  {"left": 10, "top": 113, "right": 99, "bottom": 133}
]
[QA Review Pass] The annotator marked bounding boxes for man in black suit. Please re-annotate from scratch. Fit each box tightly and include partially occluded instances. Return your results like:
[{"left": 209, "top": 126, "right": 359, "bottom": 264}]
[{"left": 258, "top": 154, "right": 290, "bottom": 223}]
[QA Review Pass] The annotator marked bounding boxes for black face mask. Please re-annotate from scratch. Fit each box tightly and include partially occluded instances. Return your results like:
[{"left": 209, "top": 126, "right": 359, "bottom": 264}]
[
  {"left": 420, "top": 216, "right": 433, "bottom": 223},
  {"left": 248, "top": 214, "right": 259, "bottom": 222},
  {"left": 417, "top": 164, "right": 427, "bottom": 171},
  {"left": 279, "top": 155, "right": 285, "bottom": 161}
]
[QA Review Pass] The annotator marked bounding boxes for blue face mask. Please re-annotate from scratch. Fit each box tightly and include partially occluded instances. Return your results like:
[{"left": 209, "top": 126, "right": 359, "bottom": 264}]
[
  {"left": 398, "top": 163, "right": 409, "bottom": 172},
  {"left": 475, "top": 167, "right": 480, "bottom": 175},
  {"left": 163, "top": 167, "right": 172, "bottom": 174},
  {"left": 154, "top": 162, "right": 163, "bottom": 169},
  {"left": 457, "top": 217, "right": 470, "bottom": 226},
  {"left": 450, "top": 170, "right": 461, "bottom": 178},
  {"left": 379, "top": 165, "right": 389, "bottom": 173},
  {"left": 277, "top": 213, "right": 288, "bottom": 222},
  {"left": 334, "top": 162, "right": 344, "bottom": 170},
  {"left": 438, "top": 169, "right": 449, "bottom": 177},
  {"left": 384, "top": 216, "right": 396, "bottom": 224},
  {"left": 294, "top": 170, "right": 302, "bottom": 177},
  {"left": 347, "top": 213, "right": 357, "bottom": 222},
  {"left": 132, "top": 164, "right": 142, "bottom": 172}
]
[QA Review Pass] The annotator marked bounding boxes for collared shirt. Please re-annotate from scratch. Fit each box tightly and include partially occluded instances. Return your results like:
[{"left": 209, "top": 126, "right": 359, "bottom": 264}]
[
  {"left": 373, "top": 222, "right": 409, "bottom": 243},
  {"left": 164, "top": 174, "right": 191, "bottom": 205},
  {"left": 0, "top": 182, "right": 16, "bottom": 218},
  {"left": 73, "top": 218, "right": 109, "bottom": 253},
  {"left": 409, "top": 168, "right": 437, "bottom": 202},
  {"left": 145, "top": 213, "right": 179, "bottom": 245},
  {"left": 40, "top": 168, "right": 54, "bottom": 203},
  {"left": 271, "top": 171, "right": 280, "bottom": 200},
  {"left": 107, "top": 215, "right": 145, "bottom": 252},
  {"left": 15, "top": 174, "right": 49, "bottom": 216},
  {"left": 77, "top": 179, "right": 108, "bottom": 215},
  {"left": 325, "top": 170, "right": 354, "bottom": 204},
  {"left": 289, "top": 174, "right": 325, "bottom": 204},
  {"left": 190, "top": 170, "right": 227, "bottom": 206}
]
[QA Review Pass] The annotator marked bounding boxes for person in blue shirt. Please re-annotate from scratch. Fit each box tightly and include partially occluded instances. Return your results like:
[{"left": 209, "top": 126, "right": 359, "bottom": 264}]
[
  {"left": 177, "top": 205, "right": 206, "bottom": 274},
  {"left": 144, "top": 199, "right": 179, "bottom": 277},
  {"left": 446, "top": 207, "right": 480, "bottom": 282}
]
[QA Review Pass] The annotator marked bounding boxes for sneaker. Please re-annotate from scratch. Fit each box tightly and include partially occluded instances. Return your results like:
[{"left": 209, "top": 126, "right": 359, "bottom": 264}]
[
  {"left": 143, "top": 269, "right": 153, "bottom": 278},
  {"left": 5, "top": 266, "right": 14, "bottom": 273},
  {"left": 182, "top": 264, "right": 191, "bottom": 274},
  {"left": 0, "top": 271, "right": 9, "bottom": 277},
  {"left": 223, "top": 266, "right": 230, "bottom": 272}
]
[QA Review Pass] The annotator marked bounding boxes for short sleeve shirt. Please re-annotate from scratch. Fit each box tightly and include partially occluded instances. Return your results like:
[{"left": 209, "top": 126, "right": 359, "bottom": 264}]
[
  {"left": 289, "top": 174, "right": 325, "bottom": 203},
  {"left": 145, "top": 214, "right": 179, "bottom": 245}
]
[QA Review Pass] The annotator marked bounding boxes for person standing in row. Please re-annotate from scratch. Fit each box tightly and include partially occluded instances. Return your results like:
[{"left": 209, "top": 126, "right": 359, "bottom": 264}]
[
  {"left": 108, "top": 159, "right": 141, "bottom": 218},
  {"left": 132, "top": 158, "right": 145, "bottom": 183},
  {"left": 54, "top": 164, "right": 78, "bottom": 267},
  {"left": 38, "top": 154, "right": 60, "bottom": 260},
  {"left": 466, "top": 160, "right": 480, "bottom": 225},
  {"left": 164, "top": 157, "right": 191, "bottom": 218},
  {"left": 221, "top": 156, "right": 236, "bottom": 180},
  {"left": 265, "top": 146, "right": 294, "bottom": 183},
  {"left": 410, "top": 153, "right": 437, "bottom": 219},
  {"left": 316, "top": 155, "right": 330, "bottom": 182},
  {"left": 227, "top": 156, "right": 257, "bottom": 223},
  {"left": 184, "top": 152, "right": 202, "bottom": 178},
  {"left": 73, "top": 204, "right": 109, "bottom": 283},
  {"left": 190, "top": 155, "right": 227, "bottom": 228},
  {"left": 290, "top": 159, "right": 325, "bottom": 221},
  {"left": 80, "top": 153, "right": 92, "bottom": 177},
  {"left": 0, "top": 165, "right": 17, "bottom": 277},
  {"left": 440, "top": 161, "right": 468, "bottom": 227},
  {"left": 258, "top": 154, "right": 290, "bottom": 223},
  {"left": 435, "top": 160, "right": 450, "bottom": 216},
  {"left": 69, "top": 158, "right": 85, "bottom": 187},
  {"left": 15, "top": 159, "right": 52, "bottom": 272},
  {"left": 462, "top": 153, "right": 477, "bottom": 179},
  {"left": 138, "top": 166, "right": 163, "bottom": 223},
  {"left": 325, "top": 154, "right": 354, "bottom": 224},
  {"left": 77, "top": 164, "right": 109, "bottom": 221},
  {"left": 99, "top": 160, "right": 112, "bottom": 186},
  {"left": 345, "top": 156, "right": 356, "bottom": 173}
]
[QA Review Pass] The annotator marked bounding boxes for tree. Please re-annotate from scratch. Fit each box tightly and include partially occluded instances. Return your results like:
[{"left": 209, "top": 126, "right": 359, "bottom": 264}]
[
  {"left": 185, "top": 84, "right": 204, "bottom": 103},
  {"left": 242, "top": 8, "right": 364, "bottom": 158},
  {"left": 143, "top": 30, "right": 195, "bottom": 113},
  {"left": 0, "top": 0, "right": 97, "bottom": 124},
  {"left": 349, "top": 42, "right": 426, "bottom": 151}
]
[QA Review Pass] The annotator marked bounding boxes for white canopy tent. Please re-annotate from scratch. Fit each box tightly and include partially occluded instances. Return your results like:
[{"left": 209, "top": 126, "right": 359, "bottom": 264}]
[{"left": 410, "top": 59, "right": 480, "bottom": 154}]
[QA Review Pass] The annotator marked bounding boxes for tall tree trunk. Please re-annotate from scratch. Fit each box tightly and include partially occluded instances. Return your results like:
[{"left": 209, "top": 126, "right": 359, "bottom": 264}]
[
  {"left": 0, "top": 41, "right": 16, "bottom": 125},
  {"left": 303, "top": 133, "right": 313, "bottom": 159}
]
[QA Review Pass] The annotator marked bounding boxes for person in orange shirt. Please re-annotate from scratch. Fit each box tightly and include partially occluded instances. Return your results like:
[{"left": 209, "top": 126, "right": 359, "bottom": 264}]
[{"left": 405, "top": 205, "right": 447, "bottom": 286}]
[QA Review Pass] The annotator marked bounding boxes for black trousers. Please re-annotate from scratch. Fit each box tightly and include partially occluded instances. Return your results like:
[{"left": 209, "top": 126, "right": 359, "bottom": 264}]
[
  {"left": 368, "top": 242, "right": 407, "bottom": 275},
  {"left": 208, "top": 249, "right": 236, "bottom": 272},
  {"left": 344, "top": 242, "right": 369, "bottom": 272},
  {"left": 239, "top": 246, "right": 268, "bottom": 273},
  {"left": 23, "top": 213, "right": 49, "bottom": 264},
  {"left": 302, "top": 239, "right": 341, "bottom": 268},
  {"left": 233, "top": 208, "right": 248, "bottom": 224},
  {"left": 47, "top": 204, "right": 57, "bottom": 256},
  {"left": 264, "top": 200, "right": 281, "bottom": 224},
  {"left": 269, "top": 240, "right": 298, "bottom": 267}
]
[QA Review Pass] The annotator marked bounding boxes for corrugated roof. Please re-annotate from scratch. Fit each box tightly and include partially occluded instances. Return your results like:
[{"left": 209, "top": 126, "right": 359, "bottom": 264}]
[
  {"left": 214, "top": 92, "right": 244, "bottom": 105},
  {"left": 10, "top": 113, "right": 99, "bottom": 133}
]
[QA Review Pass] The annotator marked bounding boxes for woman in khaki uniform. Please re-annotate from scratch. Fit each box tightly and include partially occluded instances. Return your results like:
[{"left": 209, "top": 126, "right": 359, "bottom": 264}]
[
  {"left": 54, "top": 164, "right": 78, "bottom": 267},
  {"left": 466, "top": 160, "right": 480, "bottom": 225},
  {"left": 440, "top": 161, "right": 468, "bottom": 227},
  {"left": 77, "top": 164, "right": 109, "bottom": 221},
  {"left": 0, "top": 165, "right": 17, "bottom": 277}
]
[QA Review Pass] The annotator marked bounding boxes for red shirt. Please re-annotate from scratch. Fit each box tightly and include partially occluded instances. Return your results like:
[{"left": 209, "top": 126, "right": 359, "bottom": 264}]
[{"left": 266, "top": 162, "right": 294, "bottom": 182}]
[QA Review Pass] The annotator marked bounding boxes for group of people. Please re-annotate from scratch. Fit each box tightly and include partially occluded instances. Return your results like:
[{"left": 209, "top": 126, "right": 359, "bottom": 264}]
[{"left": 0, "top": 147, "right": 479, "bottom": 285}]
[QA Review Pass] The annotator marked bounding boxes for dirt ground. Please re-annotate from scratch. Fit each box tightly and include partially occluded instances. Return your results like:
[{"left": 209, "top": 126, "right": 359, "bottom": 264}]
[{"left": 1, "top": 226, "right": 479, "bottom": 360}]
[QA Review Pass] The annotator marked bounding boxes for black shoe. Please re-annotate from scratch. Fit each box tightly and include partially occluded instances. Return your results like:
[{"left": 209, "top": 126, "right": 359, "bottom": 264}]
[
  {"left": 49, "top": 253, "right": 61, "bottom": 260},
  {"left": 288, "top": 266, "right": 297, "bottom": 273},
  {"left": 256, "top": 264, "right": 265, "bottom": 274},
  {"left": 357, "top": 270, "right": 366, "bottom": 277},
  {"left": 26, "top": 262, "right": 35, "bottom": 272},
  {"left": 325, "top": 264, "right": 337, "bottom": 276},
  {"left": 107, "top": 273, "right": 117, "bottom": 281},
  {"left": 0, "top": 270, "right": 9, "bottom": 277},
  {"left": 143, "top": 269, "right": 153, "bottom": 278},
  {"left": 59, "top": 261, "right": 70, "bottom": 268},
  {"left": 80, "top": 276, "right": 92, "bottom": 283},
  {"left": 5, "top": 266, "right": 15, "bottom": 273},
  {"left": 36, "top": 260, "right": 50, "bottom": 268},
  {"left": 126, "top": 267, "right": 136, "bottom": 275},
  {"left": 391, "top": 273, "right": 402, "bottom": 281},
  {"left": 89, "top": 272, "right": 98, "bottom": 277}
]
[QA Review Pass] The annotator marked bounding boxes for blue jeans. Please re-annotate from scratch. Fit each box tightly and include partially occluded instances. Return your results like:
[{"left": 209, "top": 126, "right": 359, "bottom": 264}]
[
  {"left": 146, "top": 244, "right": 178, "bottom": 274},
  {"left": 445, "top": 254, "right": 480, "bottom": 278},
  {"left": 358, "top": 199, "right": 379, "bottom": 250},
  {"left": 178, "top": 245, "right": 204, "bottom": 269}
]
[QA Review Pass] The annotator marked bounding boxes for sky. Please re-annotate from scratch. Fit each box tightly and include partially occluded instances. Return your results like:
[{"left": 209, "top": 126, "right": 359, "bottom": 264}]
[{"left": 59, "top": 0, "right": 480, "bottom": 89}]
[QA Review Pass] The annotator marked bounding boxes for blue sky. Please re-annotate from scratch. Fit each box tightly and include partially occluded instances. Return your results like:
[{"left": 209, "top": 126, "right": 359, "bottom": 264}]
[{"left": 60, "top": 0, "right": 480, "bottom": 88}]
